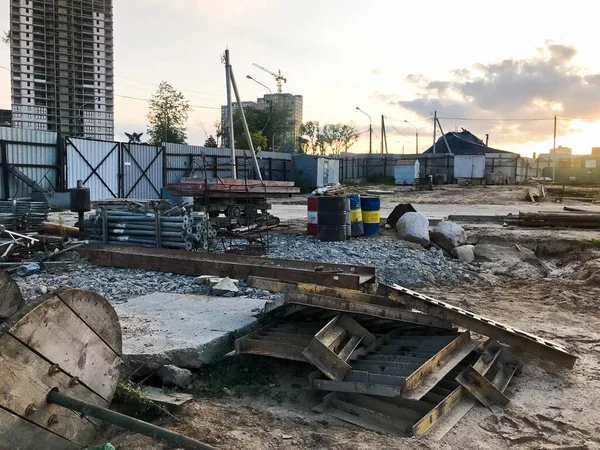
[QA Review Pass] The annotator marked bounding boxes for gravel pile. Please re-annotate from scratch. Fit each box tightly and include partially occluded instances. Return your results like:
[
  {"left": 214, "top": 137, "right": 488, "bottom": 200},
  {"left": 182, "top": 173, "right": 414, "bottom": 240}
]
[
  {"left": 14, "top": 259, "right": 283, "bottom": 304},
  {"left": 267, "top": 233, "right": 476, "bottom": 287}
]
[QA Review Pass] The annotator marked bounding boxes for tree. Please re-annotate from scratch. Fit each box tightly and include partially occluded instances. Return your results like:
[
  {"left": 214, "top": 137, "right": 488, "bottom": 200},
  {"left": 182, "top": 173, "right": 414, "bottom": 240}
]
[
  {"left": 146, "top": 81, "right": 191, "bottom": 145},
  {"left": 299, "top": 121, "right": 320, "bottom": 154},
  {"left": 340, "top": 124, "right": 360, "bottom": 153},
  {"left": 204, "top": 135, "right": 218, "bottom": 148}
]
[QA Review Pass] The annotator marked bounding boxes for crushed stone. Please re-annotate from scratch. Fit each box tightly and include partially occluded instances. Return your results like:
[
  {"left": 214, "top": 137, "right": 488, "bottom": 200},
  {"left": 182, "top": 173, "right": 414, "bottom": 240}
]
[{"left": 267, "top": 234, "right": 477, "bottom": 287}]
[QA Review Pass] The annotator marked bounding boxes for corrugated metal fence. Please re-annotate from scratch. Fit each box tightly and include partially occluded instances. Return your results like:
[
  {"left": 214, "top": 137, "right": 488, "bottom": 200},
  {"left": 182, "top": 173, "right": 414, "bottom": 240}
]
[{"left": 0, "top": 127, "right": 60, "bottom": 200}]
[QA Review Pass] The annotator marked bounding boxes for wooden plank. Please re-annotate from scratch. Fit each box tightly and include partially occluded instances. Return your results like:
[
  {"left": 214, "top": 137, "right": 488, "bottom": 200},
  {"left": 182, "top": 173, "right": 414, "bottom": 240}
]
[
  {"left": 6, "top": 295, "right": 121, "bottom": 401},
  {"left": 236, "top": 337, "right": 307, "bottom": 362},
  {"left": 140, "top": 386, "right": 193, "bottom": 407},
  {"left": 338, "top": 315, "right": 376, "bottom": 346},
  {"left": 456, "top": 365, "right": 509, "bottom": 408},
  {"left": 0, "top": 269, "right": 23, "bottom": 320},
  {"left": 285, "top": 292, "right": 454, "bottom": 330},
  {"left": 0, "top": 333, "right": 106, "bottom": 446},
  {"left": 56, "top": 288, "right": 122, "bottom": 355},
  {"left": 84, "top": 246, "right": 373, "bottom": 290},
  {"left": 382, "top": 284, "right": 577, "bottom": 368},
  {"left": 412, "top": 341, "right": 502, "bottom": 437},
  {"left": 402, "top": 332, "right": 479, "bottom": 400},
  {"left": 0, "top": 406, "right": 81, "bottom": 450}
]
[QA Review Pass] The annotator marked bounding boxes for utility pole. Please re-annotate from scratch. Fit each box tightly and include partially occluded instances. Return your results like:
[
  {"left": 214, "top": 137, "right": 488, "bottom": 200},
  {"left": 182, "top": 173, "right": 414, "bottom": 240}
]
[
  {"left": 224, "top": 49, "right": 237, "bottom": 179},
  {"left": 553, "top": 115, "right": 557, "bottom": 150},
  {"left": 485, "top": 134, "right": 489, "bottom": 146},
  {"left": 432, "top": 111, "right": 437, "bottom": 154},
  {"left": 380, "top": 115, "right": 388, "bottom": 154}
]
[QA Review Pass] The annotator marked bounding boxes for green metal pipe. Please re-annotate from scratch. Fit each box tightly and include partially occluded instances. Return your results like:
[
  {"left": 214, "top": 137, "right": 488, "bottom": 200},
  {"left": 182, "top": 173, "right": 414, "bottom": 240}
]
[{"left": 47, "top": 390, "right": 218, "bottom": 450}]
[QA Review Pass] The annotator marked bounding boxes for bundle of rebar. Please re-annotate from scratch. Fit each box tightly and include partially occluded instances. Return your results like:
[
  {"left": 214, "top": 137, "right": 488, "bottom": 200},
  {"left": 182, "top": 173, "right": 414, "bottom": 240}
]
[
  {"left": 0, "top": 201, "right": 50, "bottom": 232},
  {"left": 87, "top": 209, "right": 216, "bottom": 251}
]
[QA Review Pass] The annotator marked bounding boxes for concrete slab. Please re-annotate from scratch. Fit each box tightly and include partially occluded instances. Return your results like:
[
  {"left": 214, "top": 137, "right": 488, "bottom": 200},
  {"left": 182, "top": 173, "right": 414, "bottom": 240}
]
[{"left": 114, "top": 293, "right": 269, "bottom": 373}]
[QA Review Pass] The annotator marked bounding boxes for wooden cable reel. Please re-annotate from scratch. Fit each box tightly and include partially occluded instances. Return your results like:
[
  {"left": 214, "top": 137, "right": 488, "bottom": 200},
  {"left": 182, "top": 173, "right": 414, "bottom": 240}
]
[{"left": 0, "top": 276, "right": 123, "bottom": 450}]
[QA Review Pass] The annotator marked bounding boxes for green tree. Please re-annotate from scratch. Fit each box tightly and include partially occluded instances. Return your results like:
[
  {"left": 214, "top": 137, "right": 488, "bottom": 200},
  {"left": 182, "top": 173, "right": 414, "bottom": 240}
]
[
  {"left": 340, "top": 124, "right": 360, "bottom": 153},
  {"left": 146, "top": 81, "right": 191, "bottom": 145},
  {"left": 299, "top": 121, "right": 320, "bottom": 154},
  {"left": 204, "top": 135, "right": 218, "bottom": 148}
]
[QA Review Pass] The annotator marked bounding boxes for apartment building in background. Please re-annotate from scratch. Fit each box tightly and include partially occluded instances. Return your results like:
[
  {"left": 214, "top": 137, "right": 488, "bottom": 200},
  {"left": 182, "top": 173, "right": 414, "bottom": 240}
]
[
  {"left": 9, "top": 0, "right": 114, "bottom": 139},
  {"left": 221, "top": 93, "right": 303, "bottom": 152}
]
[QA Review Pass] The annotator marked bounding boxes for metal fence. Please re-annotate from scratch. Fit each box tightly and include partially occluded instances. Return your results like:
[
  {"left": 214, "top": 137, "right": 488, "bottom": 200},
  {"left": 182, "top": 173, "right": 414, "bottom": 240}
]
[
  {"left": 164, "top": 144, "right": 293, "bottom": 185},
  {"left": 0, "top": 127, "right": 60, "bottom": 200}
]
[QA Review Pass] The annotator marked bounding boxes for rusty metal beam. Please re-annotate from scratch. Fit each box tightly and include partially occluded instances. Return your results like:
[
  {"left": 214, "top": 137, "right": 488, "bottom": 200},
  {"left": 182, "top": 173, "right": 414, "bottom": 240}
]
[
  {"left": 402, "top": 332, "right": 479, "bottom": 400},
  {"left": 285, "top": 292, "right": 454, "bottom": 330},
  {"left": 84, "top": 245, "right": 375, "bottom": 290},
  {"left": 456, "top": 365, "right": 509, "bottom": 409},
  {"left": 381, "top": 284, "right": 577, "bottom": 369}
]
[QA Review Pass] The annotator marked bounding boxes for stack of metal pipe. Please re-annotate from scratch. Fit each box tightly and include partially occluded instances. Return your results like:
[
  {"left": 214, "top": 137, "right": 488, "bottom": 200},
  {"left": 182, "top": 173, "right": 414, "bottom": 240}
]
[
  {"left": 0, "top": 200, "right": 50, "bottom": 231},
  {"left": 87, "top": 209, "right": 216, "bottom": 251}
]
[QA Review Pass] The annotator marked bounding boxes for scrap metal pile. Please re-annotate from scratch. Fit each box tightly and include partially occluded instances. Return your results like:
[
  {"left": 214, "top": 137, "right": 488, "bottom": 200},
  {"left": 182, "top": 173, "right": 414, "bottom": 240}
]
[
  {"left": 0, "top": 200, "right": 50, "bottom": 232},
  {"left": 236, "top": 277, "right": 576, "bottom": 440},
  {"left": 82, "top": 244, "right": 577, "bottom": 440}
]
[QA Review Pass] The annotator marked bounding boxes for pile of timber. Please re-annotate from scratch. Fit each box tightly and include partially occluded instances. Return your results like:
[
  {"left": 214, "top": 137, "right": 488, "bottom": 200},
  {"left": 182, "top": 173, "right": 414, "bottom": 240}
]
[
  {"left": 508, "top": 211, "right": 600, "bottom": 228},
  {"left": 234, "top": 277, "right": 577, "bottom": 440},
  {"left": 167, "top": 178, "right": 300, "bottom": 198}
]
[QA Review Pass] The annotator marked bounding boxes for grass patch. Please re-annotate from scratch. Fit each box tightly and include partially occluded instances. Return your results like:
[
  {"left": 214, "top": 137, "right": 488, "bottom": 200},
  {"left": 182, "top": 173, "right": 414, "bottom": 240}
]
[
  {"left": 581, "top": 238, "right": 600, "bottom": 249},
  {"left": 191, "top": 357, "right": 275, "bottom": 398}
]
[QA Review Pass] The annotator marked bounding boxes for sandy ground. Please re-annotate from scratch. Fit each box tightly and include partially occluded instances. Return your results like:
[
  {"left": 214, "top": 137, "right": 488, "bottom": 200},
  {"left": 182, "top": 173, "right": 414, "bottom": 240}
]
[
  {"left": 106, "top": 277, "right": 600, "bottom": 450},
  {"left": 95, "top": 184, "right": 600, "bottom": 449}
]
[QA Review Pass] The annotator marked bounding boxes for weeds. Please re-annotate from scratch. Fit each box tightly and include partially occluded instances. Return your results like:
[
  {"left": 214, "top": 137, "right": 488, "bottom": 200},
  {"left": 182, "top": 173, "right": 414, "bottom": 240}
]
[
  {"left": 191, "top": 357, "right": 275, "bottom": 398},
  {"left": 581, "top": 238, "right": 600, "bottom": 249}
]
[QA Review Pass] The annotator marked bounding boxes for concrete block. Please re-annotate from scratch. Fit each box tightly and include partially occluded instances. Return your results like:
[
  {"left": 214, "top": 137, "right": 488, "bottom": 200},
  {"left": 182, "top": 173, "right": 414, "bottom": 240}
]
[
  {"left": 212, "top": 277, "right": 240, "bottom": 296},
  {"left": 396, "top": 212, "right": 430, "bottom": 247},
  {"left": 114, "top": 293, "right": 269, "bottom": 372}
]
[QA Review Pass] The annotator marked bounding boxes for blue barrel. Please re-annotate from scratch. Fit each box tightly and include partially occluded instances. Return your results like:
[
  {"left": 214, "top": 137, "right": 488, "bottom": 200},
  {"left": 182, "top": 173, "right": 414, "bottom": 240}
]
[
  {"left": 347, "top": 194, "right": 364, "bottom": 237},
  {"left": 361, "top": 196, "right": 380, "bottom": 236}
]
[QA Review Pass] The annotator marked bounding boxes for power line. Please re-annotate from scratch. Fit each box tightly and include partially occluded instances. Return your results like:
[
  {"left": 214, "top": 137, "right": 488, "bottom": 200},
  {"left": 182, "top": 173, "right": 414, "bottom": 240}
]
[
  {"left": 115, "top": 94, "right": 219, "bottom": 109},
  {"left": 115, "top": 75, "right": 222, "bottom": 98}
]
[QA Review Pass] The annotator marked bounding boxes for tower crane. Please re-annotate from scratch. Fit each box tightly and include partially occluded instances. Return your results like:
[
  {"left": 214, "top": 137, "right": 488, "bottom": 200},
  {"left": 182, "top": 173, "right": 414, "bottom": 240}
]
[{"left": 252, "top": 63, "right": 287, "bottom": 94}]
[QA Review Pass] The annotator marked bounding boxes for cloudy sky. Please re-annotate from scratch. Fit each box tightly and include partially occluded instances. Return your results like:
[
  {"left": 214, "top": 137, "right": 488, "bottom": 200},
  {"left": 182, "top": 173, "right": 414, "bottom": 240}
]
[{"left": 1, "top": 0, "right": 599, "bottom": 156}]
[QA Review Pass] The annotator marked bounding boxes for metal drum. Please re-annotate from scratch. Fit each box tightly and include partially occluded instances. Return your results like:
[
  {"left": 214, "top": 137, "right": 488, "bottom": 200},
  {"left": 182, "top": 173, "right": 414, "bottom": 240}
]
[
  {"left": 348, "top": 194, "right": 364, "bottom": 237},
  {"left": 307, "top": 196, "right": 318, "bottom": 236},
  {"left": 344, "top": 197, "right": 351, "bottom": 238},
  {"left": 361, "top": 196, "right": 380, "bottom": 236},
  {"left": 317, "top": 196, "right": 346, "bottom": 242}
]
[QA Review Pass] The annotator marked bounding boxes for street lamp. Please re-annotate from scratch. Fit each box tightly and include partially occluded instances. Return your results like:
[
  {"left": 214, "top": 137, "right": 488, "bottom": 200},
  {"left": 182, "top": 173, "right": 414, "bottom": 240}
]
[
  {"left": 404, "top": 120, "right": 419, "bottom": 154},
  {"left": 247, "top": 75, "right": 275, "bottom": 152},
  {"left": 78, "top": 97, "right": 100, "bottom": 137},
  {"left": 356, "top": 107, "right": 372, "bottom": 154}
]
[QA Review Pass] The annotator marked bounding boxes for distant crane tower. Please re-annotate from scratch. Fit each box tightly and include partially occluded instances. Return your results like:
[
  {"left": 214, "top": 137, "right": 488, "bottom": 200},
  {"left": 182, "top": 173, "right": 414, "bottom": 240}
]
[{"left": 252, "top": 63, "right": 287, "bottom": 94}]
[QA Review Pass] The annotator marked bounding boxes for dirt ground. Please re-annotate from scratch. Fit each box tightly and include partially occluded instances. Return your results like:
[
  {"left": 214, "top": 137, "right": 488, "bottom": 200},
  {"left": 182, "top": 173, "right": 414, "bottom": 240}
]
[{"left": 104, "top": 184, "right": 600, "bottom": 450}]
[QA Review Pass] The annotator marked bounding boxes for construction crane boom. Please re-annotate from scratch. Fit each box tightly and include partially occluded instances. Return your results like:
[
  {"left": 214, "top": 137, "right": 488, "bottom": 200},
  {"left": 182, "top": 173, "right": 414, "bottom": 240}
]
[{"left": 252, "top": 63, "right": 287, "bottom": 94}]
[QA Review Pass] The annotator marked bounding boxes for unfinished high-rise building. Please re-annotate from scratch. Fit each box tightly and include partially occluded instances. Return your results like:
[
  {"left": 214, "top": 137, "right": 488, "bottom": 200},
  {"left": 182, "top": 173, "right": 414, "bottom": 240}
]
[{"left": 9, "top": 0, "right": 114, "bottom": 140}]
